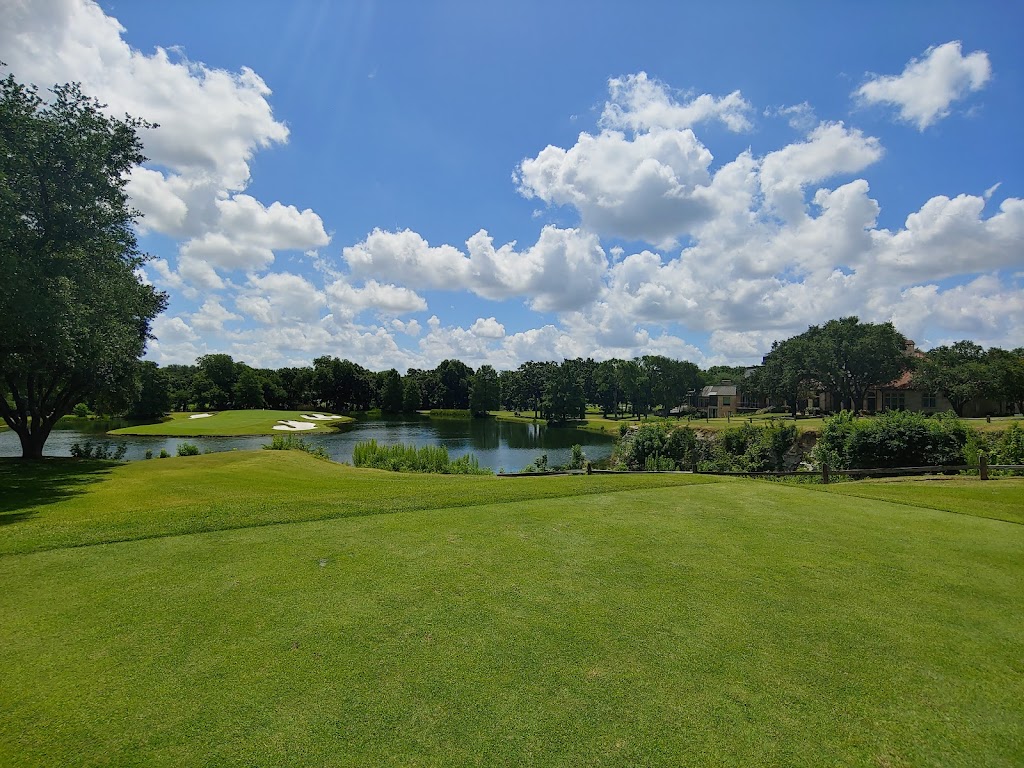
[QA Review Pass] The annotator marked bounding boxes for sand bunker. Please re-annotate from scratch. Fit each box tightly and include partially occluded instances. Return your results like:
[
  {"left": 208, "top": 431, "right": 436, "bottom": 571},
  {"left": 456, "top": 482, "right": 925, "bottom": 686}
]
[
  {"left": 189, "top": 413, "right": 213, "bottom": 419},
  {"left": 273, "top": 420, "right": 318, "bottom": 431},
  {"left": 301, "top": 413, "right": 345, "bottom": 421}
]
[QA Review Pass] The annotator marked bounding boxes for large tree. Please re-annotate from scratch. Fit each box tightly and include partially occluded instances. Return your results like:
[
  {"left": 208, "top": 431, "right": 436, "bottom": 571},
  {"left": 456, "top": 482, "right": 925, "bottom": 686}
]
[
  {"left": 804, "top": 317, "right": 909, "bottom": 411},
  {"left": 0, "top": 74, "right": 166, "bottom": 458},
  {"left": 469, "top": 365, "right": 500, "bottom": 416},
  {"left": 912, "top": 341, "right": 993, "bottom": 416}
]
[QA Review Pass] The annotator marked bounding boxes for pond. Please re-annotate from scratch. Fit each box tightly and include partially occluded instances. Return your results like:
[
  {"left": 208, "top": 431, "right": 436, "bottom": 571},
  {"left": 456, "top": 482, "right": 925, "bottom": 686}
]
[{"left": 0, "top": 416, "right": 618, "bottom": 471}]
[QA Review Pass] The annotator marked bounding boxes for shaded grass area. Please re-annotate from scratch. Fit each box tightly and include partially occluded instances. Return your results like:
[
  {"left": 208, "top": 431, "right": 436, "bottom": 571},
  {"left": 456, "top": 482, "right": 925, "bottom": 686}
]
[
  {"left": 810, "top": 475, "right": 1024, "bottom": 525},
  {"left": 0, "top": 452, "right": 719, "bottom": 555},
  {"left": 108, "top": 409, "right": 353, "bottom": 436},
  {"left": 0, "top": 478, "right": 1021, "bottom": 766}
]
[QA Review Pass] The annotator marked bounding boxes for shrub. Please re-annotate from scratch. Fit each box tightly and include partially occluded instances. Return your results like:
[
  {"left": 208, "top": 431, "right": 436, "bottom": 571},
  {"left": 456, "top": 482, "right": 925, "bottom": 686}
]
[
  {"left": 176, "top": 442, "right": 200, "bottom": 457},
  {"left": 144, "top": 450, "right": 153, "bottom": 460},
  {"left": 569, "top": 444, "right": 586, "bottom": 470},
  {"left": 159, "top": 449, "right": 170, "bottom": 458},
  {"left": 72, "top": 403, "right": 91, "bottom": 418},
  {"left": 428, "top": 409, "right": 472, "bottom": 420},
  {"left": 615, "top": 422, "right": 797, "bottom": 473},
  {"left": 993, "top": 423, "right": 1024, "bottom": 465},
  {"left": 815, "top": 410, "right": 970, "bottom": 469},
  {"left": 263, "top": 434, "right": 330, "bottom": 461},
  {"left": 69, "top": 441, "right": 127, "bottom": 460}
]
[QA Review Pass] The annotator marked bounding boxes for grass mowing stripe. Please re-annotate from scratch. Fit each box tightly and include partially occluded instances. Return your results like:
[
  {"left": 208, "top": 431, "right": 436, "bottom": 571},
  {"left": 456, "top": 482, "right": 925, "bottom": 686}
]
[
  {"left": 795, "top": 476, "right": 1024, "bottom": 526},
  {"left": 1, "top": 481, "right": 1021, "bottom": 766},
  {"left": 0, "top": 452, "right": 724, "bottom": 556}
]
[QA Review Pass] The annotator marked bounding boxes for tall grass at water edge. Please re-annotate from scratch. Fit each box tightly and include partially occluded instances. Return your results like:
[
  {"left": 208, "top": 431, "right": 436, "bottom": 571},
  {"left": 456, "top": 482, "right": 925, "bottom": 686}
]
[{"left": 352, "top": 439, "right": 490, "bottom": 474}]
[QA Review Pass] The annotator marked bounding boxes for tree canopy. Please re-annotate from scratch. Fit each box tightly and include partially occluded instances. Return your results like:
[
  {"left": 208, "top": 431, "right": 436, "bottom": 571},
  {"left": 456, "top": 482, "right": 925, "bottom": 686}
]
[{"left": 0, "top": 73, "right": 166, "bottom": 457}]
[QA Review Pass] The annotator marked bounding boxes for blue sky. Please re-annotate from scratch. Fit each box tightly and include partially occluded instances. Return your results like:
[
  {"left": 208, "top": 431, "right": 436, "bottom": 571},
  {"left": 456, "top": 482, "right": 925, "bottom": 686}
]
[{"left": 3, "top": 0, "right": 1022, "bottom": 370}]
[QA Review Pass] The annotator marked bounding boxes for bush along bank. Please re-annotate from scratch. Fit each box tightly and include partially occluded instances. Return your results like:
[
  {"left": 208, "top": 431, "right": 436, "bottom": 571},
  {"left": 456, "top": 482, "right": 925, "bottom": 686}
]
[
  {"left": 613, "top": 411, "right": 1009, "bottom": 477},
  {"left": 813, "top": 410, "right": 974, "bottom": 470},
  {"left": 614, "top": 421, "right": 802, "bottom": 472}
]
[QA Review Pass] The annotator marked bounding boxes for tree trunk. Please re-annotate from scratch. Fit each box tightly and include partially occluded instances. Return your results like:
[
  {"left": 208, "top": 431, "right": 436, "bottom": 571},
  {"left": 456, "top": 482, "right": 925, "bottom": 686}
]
[{"left": 16, "top": 423, "right": 51, "bottom": 459}]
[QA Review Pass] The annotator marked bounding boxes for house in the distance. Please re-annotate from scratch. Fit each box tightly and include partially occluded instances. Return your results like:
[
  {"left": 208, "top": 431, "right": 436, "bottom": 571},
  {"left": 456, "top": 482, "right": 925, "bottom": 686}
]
[{"left": 698, "top": 381, "right": 738, "bottom": 418}]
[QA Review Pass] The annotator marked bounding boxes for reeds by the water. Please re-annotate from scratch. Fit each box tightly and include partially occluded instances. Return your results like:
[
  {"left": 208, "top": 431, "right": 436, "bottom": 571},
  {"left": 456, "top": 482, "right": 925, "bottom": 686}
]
[{"left": 352, "top": 439, "right": 490, "bottom": 474}]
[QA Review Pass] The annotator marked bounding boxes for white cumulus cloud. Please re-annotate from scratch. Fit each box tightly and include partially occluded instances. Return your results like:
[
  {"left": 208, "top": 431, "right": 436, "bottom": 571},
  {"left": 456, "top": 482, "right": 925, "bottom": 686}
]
[
  {"left": 600, "top": 72, "right": 753, "bottom": 133},
  {"left": 856, "top": 41, "right": 991, "bottom": 130}
]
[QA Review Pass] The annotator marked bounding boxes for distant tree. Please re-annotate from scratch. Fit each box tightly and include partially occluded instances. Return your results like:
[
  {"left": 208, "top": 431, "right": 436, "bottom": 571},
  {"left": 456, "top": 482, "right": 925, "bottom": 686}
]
[
  {"left": 435, "top": 359, "right": 473, "bottom": 409},
  {"left": 618, "top": 359, "right": 652, "bottom": 417},
  {"left": 498, "top": 369, "right": 528, "bottom": 413},
  {"left": 562, "top": 358, "right": 598, "bottom": 405},
  {"left": 989, "top": 347, "right": 1024, "bottom": 414},
  {"left": 0, "top": 73, "right": 167, "bottom": 457},
  {"left": 594, "top": 359, "right": 623, "bottom": 417},
  {"left": 164, "top": 364, "right": 196, "bottom": 411},
  {"left": 469, "top": 365, "right": 500, "bottom": 415},
  {"left": 754, "top": 335, "right": 818, "bottom": 417},
  {"left": 518, "top": 361, "right": 555, "bottom": 419},
  {"left": 378, "top": 369, "right": 403, "bottom": 413},
  {"left": 257, "top": 369, "right": 288, "bottom": 409},
  {"left": 196, "top": 354, "right": 236, "bottom": 409},
  {"left": 402, "top": 376, "right": 421, "bottom": 413},
  {"left": 130, "top": 361, "right": 171, "bottom": 419},
  {"left": 645, "top": 356, "right": 701, "bottom": 416},
  {"left": 804, "top": 317, "right": 909, "bottom": 411},
  {"left": 542, "top": 363, "right": 586, "bottom": 423},
  {"left": 913, "top": 341, "right": 993, "bottom": 416},
  {"left": 233, "top": 367, "right": 265, "bottom": 409},
  {"left": 279, "top": 366, "right": 313, "bottom": 409},
  {"left": 702, "top": 365, "right": 748, "bottom": 386}
]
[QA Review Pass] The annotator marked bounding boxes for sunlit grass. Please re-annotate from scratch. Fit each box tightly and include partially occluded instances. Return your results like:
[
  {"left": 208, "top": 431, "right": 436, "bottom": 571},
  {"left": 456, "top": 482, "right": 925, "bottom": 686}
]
[
  {"left": 108, "top": 409, "right": 354, "bottom": 436},
  {"left": 0, "top": 454, "right": 1021, "bottom": 765}
]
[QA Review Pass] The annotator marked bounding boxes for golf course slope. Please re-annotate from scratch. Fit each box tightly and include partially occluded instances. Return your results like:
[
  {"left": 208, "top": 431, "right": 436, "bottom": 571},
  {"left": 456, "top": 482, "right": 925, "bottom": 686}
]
[{"left": 1, "top": 452, "right": 1021, "bottom": 767}]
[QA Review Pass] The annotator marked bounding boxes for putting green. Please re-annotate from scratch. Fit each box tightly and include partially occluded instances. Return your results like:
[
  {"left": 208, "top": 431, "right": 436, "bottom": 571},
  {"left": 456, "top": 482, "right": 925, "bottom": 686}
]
[{"left": 108, "top": 409, "right": 353, "bottom": 436}]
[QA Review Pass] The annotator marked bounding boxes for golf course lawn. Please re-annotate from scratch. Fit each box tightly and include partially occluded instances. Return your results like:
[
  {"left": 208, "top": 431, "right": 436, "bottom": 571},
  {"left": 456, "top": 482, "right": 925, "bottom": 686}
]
[
  {"left": 1, "top": 454, "right": 1022, "bottom": 766},
  {"left": 108, "top": 409, "right": 354, "bottom": 436}
]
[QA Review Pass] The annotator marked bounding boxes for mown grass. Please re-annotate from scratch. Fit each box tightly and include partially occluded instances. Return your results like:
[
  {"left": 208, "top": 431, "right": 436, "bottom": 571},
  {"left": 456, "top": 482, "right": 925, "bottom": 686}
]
[
  {"left": 813, "top": 475, "right": 1024, "bottom": 525},
  {"left": 109, "top": 409, "right": 354, "bottom": 436},
  {"left": 0, "top": 453, "right": 719, "bottom": 555},
  {"left": 0, "top": 454, "right": 1021, "bottom": 766}
]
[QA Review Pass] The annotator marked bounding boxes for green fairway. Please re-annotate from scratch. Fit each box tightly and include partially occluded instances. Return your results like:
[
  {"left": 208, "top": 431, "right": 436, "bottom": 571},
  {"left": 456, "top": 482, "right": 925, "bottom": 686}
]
[
  {"left": 1, "top": 455, "right": 1022, "bottom": 766},
  {"left": 813, "top": 475, "right": 1024, "bottom": 525},
  {"left": 108, "top": 409, "right": 354, "bottom": 436}
]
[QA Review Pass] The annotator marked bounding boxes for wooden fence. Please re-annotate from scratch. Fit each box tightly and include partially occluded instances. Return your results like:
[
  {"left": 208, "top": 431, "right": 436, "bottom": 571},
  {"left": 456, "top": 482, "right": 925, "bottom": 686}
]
[{"left": 498, "top": 454, "right": 1023, "bottom": 482}]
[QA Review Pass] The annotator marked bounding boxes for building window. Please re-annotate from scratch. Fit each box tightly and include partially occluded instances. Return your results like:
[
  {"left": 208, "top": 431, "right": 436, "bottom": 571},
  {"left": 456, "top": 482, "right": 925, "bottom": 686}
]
[
  {"left": 883, "top": 393, "right": 906, "bottom": 411},
  {"left": 921, "top": 392, "right": 937, "bottom": 409},
  {"left": 722, "top": 396, "right": 731, "bottom": 406}
]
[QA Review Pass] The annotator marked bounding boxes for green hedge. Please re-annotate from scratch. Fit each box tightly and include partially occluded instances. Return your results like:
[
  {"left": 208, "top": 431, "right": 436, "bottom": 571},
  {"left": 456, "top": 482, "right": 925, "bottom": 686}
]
[
  {"left": 815, "top": 410, "right": 971, "bottom": 469},
  {"left": 615, "top": 422, "right": 798, "bottom": 472}
]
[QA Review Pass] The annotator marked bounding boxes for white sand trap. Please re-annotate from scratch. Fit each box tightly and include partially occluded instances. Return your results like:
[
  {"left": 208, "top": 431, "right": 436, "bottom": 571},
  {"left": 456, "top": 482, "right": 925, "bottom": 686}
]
[
  {"left": 300, "top": 413, "right": 345, "bottom": 421},
  {"left": 189, "top": 413, "right": 213, "bottom": 419},
  {"left": 273, "top": 420, "right": 318, "bottom": 431}
]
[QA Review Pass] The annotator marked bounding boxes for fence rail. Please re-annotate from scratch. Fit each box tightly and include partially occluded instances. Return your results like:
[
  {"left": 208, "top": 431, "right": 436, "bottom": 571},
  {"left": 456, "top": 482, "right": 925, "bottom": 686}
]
[{"left": 497, "top": 455, "right": 1024, "bottom": 482}]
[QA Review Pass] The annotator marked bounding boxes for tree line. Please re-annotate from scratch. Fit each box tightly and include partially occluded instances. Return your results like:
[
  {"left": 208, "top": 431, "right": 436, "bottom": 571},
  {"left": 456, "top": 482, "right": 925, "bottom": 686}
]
[
  {"left": 105, "top": 318, "right": 1024, "bottom": 426},
  {"left": 119, "top": 354, "right": 718, "bottom": 422},
  {"left": 746, "top": 317, "right": 1024, "bottom": 417}
]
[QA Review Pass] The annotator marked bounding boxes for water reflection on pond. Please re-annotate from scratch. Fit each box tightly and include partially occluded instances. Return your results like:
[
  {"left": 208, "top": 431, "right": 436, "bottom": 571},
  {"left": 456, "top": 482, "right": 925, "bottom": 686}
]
[{"left": 0, "top": 416, "right": 617, "bottom": 471}]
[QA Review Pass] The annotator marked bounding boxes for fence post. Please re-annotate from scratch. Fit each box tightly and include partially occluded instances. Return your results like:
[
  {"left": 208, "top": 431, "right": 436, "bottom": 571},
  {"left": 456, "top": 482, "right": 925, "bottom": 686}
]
[
  {"left": 980, "top": 452, "right": 989, "bottom": 481},
  {"left": 822, "top": 463, "right": 830, "bottom": 484},
  {"left": 586, "top": 461, "right": 592, "bottom": 476},
  {"left": 691, "top": 461, "right": 698, "bottom": 474}
]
